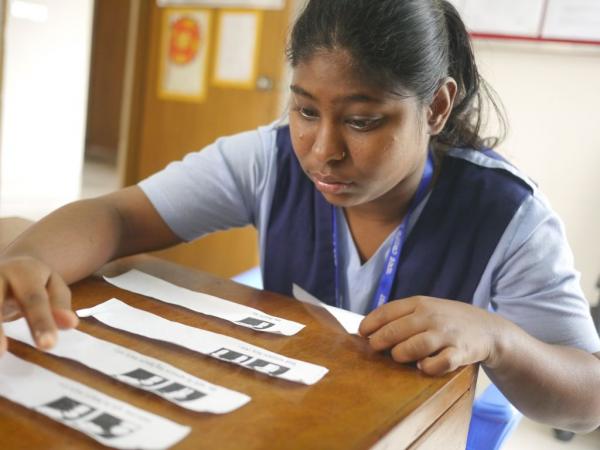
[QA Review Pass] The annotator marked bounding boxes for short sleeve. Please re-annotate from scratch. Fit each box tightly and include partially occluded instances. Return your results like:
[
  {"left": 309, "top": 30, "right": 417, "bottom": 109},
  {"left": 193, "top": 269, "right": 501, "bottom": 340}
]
[
  {"left": 481, "top": 194, "right": 600, "bottom": 353},
  {"left": 138, "top": 125, "right": 278, "bottom": 242}
]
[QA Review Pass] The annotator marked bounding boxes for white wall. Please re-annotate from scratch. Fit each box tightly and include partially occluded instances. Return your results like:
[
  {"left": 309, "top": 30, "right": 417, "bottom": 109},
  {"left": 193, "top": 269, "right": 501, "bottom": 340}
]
[
  {"left": 473, "top": 40, "right": 600, "bottom": 303},
  {"left": 0, "top": 0, "right": 94, "bottom": 220}
]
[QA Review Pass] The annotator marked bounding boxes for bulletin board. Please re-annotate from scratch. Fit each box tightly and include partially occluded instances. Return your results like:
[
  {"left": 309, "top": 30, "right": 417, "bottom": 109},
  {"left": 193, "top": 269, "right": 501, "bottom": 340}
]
[
  {"left": 156, "top": 0, "right": 284, "bottom": 10},
  {"left": 449, "top": 0, "right": 600, "bottom": 46}
]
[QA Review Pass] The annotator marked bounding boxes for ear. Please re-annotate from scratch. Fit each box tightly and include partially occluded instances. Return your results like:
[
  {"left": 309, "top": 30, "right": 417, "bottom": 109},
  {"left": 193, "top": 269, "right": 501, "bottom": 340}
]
[{"left": 426, "top": 78, "right": 458, "bottom": 135}]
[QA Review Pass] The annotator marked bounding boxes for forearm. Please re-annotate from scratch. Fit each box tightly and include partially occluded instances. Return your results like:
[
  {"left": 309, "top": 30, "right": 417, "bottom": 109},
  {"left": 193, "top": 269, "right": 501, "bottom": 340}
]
[
  {"left": 1, "top": 198, "right": 125, "bottom": 284},
  {"left": 485, "top": 319, "right": 600, "bottom": 432}
]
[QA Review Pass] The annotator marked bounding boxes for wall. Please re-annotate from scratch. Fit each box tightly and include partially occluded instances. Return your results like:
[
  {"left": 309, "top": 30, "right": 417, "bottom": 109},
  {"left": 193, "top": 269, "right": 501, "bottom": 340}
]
[
  {"left": 473, "top": 40, "right": 600, "bottom": 303},
  {"left": 85, "top": 0, "right": 129, "bottom": 163},
  {"left": 0, "top": 0, "right": 94, "bottom": 219}
]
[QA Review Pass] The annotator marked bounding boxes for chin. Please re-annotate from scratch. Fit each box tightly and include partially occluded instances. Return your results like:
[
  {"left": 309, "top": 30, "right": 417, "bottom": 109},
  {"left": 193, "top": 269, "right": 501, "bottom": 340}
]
[{"left": 321, "top": 192, "right": 361, "bottom": 208}]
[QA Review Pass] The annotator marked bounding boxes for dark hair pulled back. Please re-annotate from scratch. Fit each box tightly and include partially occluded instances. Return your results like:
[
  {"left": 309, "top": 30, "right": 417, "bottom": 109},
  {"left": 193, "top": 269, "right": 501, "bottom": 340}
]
[{"left": 287, "top": 0, "right": 506, "bottom": 150}]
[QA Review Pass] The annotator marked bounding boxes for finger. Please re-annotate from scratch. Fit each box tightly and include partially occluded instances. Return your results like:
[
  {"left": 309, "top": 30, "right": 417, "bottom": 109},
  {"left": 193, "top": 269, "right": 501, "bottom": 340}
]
[
  {"left": 389, "top": 331, "right": 445, "bottom": 364},
  {"left": 367, "top": 314, "right": 429, "bottom": 351},
  {"left": 418, "top": 346, "right": 462, "bottom": 376},
  {"left": 9, "top": 274, "right": 57, "bottom": 350},
  {"left": 47, "top": 272, "right": 78, "bottom": 329},
  {"left": 359, "top": 298, "right": 418, "bottom": 337},
  {"left": 2, "top": 298, "right": 23, "bottom": 321}
]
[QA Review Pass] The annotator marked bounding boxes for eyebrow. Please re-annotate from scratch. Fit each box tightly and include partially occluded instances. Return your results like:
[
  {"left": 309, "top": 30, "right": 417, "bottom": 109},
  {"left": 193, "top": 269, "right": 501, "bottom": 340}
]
[{"left": 290, "top": 84, "right": 383, "bottom": 104}]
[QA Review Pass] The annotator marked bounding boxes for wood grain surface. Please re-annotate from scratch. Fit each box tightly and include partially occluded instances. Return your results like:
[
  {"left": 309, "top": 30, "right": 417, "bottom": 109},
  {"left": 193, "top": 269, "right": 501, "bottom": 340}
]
[{"left": 0, "top": 218, "right": 476, "bottom": 449}]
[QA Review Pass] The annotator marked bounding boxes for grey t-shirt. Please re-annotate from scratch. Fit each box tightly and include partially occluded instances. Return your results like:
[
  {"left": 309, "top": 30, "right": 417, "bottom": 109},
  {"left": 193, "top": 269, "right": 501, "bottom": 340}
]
[{"left": 139, "top": 122, "right": 600, "bottom": 354}]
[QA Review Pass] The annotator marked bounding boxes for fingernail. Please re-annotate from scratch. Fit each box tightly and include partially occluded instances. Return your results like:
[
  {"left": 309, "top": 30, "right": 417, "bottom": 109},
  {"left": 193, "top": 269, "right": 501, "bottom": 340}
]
[
  {"left": 37, "top": 332, "right": 56, "bottom": 349},
  {"left": 69, "top": 311, "right": 80, "bottom": 326},
  {"left": 416, "top": 361, "right": 422, "bottom": 371}
]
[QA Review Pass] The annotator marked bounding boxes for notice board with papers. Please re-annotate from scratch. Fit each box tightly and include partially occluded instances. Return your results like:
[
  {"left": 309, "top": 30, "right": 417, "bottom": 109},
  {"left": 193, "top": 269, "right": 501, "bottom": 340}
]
[{"left": 449, "top": 0, "right": 600, "bottom": 46}]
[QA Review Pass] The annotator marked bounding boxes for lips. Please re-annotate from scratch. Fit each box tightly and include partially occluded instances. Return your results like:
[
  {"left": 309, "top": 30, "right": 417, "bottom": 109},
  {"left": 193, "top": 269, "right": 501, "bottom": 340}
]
[{"left": 310, "top": 173, "right": 353, "bottom": 195}]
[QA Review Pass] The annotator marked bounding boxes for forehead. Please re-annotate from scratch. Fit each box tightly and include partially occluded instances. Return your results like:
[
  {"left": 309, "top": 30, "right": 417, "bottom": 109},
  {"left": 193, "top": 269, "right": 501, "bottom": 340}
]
[
  {"left": 290, "top": 48, "right": 415, "bottom": 108},
  {"left": 292, "top": 49, "right": 385, "bottom": 97}
]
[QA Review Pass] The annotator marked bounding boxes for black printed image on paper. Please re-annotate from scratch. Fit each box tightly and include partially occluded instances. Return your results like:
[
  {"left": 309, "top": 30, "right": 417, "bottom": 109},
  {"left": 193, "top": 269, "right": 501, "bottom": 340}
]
[
  {"left": 36, "top": 396, "right": 96, "bottom": 421},
  {"left": 236, "top": 317, "right": 276, "bottom": 330},
  {"left": 210, "top": 348, "right": 253, "bottom": 364},
  {"left": 156, "top": 382, "right": 206, "bottom": 402},
  {"left": 246, "top": 359, "right": 290, "bottom": 376},
  {"left": 115, "top": 368, "right": 168, "bottom": 387},
  {"left": 209, "top": 348, "right": 291, "bottom": 377},
  {"left": 79, "top": 412, "right": 139, "bottom": 439}
]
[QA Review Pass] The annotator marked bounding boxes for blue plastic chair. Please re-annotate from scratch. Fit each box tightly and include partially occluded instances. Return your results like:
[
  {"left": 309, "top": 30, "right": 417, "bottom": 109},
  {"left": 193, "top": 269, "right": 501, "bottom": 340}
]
[
  {"left": 232, "top": 268, "right": 523, "bottom": 450},
  {"left": 466, "top": 383, "right": 523, "bottom": 450},
  {"left": 232, "top": 266, "right": 263, "bottom": 289}
]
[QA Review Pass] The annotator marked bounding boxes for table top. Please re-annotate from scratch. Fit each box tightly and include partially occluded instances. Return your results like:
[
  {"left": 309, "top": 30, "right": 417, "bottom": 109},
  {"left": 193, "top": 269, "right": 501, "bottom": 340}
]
[{"left": 0, "top": 217, "right": 476, "bottom": 449}]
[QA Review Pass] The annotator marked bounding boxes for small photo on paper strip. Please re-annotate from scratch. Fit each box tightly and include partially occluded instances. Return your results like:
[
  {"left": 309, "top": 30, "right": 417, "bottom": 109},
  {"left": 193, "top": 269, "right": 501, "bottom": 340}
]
[
  {"left": 4, "top": 318, "right": 251, "bottom": 414},
  {"left": 0, "top": 352, "right": 190, "bottom": 450},
  {"left": 77, "top": 299, "right": 328, "bottom": 385}
]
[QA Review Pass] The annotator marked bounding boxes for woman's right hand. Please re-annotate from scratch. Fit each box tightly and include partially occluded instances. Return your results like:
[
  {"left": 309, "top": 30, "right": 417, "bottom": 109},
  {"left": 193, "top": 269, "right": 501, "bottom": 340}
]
[{"left": 0, "top": 256, "right": 79, "bottom": 356}]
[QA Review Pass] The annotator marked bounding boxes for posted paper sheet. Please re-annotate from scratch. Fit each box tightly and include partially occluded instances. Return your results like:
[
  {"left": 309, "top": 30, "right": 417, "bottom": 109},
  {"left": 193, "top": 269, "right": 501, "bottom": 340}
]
[
  {"left": 158, "top": 9, "right": 211, "bottom": 102},
  {"left": 0, "top": 352, "right": 189, "bottom": 450},
  {"left": 78, "top": 299, "right": 328, "bottom": 385},
  {"left": 4, "top": 318, "right": 250, "bottom": 414},
  {"left": 213, "top": 11, "right": 261, "bottom": 87},
  {"left": 542, "top": 0, "right": 600, "bottom": 41},
  {"left": 460, "top": 0, "right": 545, "bottom": 37},
  {"left": 293, "top": 284, "right": 364, "bottom": 335},
  {"left": 105, "top": 270, "right": 304, "bottom": 336},
  {"left": 157, "top": 0, "right": 285, "bottom": 10}
]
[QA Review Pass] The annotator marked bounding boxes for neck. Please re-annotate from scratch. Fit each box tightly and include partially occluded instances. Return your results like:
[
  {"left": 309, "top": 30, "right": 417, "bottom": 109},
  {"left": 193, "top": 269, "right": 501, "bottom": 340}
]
[{"left": 345, "top": 153, "right": 431, "bottom": 226}]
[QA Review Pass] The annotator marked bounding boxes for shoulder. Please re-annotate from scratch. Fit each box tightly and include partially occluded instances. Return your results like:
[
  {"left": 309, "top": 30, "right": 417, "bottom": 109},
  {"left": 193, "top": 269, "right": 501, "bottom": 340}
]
[
  {"left": 445, "top": 147, "right": 558, "bottom": 244},
  {"left": 444, "top": 147, "right": 537, "bottom": 193},
  {"left": 206, "top": 120, "right": 282, "bottom": 161},
  {"left": 155, "top": 120, "right": 283, "bottom": 182}
]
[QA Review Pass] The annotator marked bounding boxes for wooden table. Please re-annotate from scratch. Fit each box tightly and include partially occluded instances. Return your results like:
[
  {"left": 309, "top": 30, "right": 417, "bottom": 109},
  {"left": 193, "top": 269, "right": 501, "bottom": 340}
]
[{"left": 0, "top": 217, "right": 477, "bottom": 449}]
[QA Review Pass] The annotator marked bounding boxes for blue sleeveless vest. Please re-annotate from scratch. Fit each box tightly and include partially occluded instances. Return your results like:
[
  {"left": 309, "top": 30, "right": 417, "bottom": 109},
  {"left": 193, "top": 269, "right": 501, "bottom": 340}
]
[{"left": 263, "top": 126, "right": 532, "bottom": 308}]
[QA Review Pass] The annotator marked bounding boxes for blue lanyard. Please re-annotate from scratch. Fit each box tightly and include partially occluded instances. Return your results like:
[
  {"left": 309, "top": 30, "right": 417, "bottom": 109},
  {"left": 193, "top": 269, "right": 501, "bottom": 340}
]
[{"left": 332, "top": 151, "right": 435, "bottom": 311}]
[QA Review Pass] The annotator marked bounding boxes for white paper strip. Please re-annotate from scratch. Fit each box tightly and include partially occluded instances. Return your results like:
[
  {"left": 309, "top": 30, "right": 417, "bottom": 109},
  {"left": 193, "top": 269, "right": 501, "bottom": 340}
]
[
  {"left": 105, "top": 270, "right": 304, "bottom": 336},
  {"left": 0, "top": 352, "right": 189, "bottom": 450},
  {"left": 293, "top": 284, "right": 364, "bottom": 335},
  {"left": 4, "top": 318, "right": 250, "bottom": 414},
  {"left": 78, "top": 299, "right": 328, "bottom": 385}
]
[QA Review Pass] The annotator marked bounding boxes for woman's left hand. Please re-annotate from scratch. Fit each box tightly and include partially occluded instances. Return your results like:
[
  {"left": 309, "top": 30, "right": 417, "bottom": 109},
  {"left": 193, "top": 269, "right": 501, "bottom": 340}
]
[{"left": 359, "top": 296, "right": 505, "bottom": 375}]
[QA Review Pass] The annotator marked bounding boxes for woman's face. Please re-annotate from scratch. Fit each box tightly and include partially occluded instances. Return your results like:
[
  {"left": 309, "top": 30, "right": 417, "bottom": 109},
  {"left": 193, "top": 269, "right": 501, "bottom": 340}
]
[{"left": 289, "top": 49, "right": 431, "bottom": 214}]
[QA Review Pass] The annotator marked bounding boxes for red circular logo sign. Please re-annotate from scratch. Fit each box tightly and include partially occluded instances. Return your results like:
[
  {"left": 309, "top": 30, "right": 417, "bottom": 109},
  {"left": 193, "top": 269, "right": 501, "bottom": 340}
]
[{"left": 169, "top": 17, "right": 200, "bottom": 65}]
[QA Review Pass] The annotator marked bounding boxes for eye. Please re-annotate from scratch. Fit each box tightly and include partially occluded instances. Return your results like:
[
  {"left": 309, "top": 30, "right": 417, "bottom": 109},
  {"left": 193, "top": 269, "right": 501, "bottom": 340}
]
[
  {"left": 346, "top": 117, "right": 382, "bottom": 131},
  {"left": 296, "top": 107, "right": 319, "bottom": 121}
]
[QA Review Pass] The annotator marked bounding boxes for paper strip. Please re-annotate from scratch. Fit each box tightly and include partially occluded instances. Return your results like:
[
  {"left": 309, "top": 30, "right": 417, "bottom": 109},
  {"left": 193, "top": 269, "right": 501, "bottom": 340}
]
[
  {"left": 78, "top": 299, "right": 328, "bottom": 385},
  {"left": 104, "top": 270, "right": 304, "bottom": 336},
  {"left": 4, "top": 319, "right": 250, "bottom": 414},
  {"left": 0, "top": 352, "right": 189, "bottom": 450},
  {"left": 293, "top": 284, "right": 364, "bottom": 335}
]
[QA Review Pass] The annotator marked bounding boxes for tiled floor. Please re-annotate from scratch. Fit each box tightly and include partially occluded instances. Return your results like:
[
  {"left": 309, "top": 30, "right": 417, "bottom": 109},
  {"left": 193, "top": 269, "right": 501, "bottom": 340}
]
[
  {"left": 80, "top": 156, "right": 121, "bottom": 199},
  {"left": 12, "top": 157, "right": 600, "bottom": 450}
]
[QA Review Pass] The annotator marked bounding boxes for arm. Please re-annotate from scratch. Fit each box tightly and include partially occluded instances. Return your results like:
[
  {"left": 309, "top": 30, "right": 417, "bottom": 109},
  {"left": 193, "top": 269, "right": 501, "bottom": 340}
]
[
  {"left": 485, "top": 323, "right": 600, "bottom": 432},
  {"left": 359, "top": 299, "right": 600, "bottom": 432},
  {"left": 359, "top": 195, "right": 600, "bottom": 432},
  {"left": 0, "top": 186, "right": 180, "bottom": 353}
]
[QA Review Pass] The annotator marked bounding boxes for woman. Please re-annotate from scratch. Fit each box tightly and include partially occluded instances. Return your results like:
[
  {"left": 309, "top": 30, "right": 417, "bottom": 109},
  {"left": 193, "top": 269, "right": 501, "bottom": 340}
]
[{"left": 1, "top": 0, "right": 599, "bottom": 432}]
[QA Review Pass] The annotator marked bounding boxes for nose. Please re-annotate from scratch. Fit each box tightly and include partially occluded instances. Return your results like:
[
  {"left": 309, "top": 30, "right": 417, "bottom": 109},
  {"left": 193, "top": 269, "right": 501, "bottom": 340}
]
[{"left": 312, "top": 121, "right": 346, "bottom": 164}]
